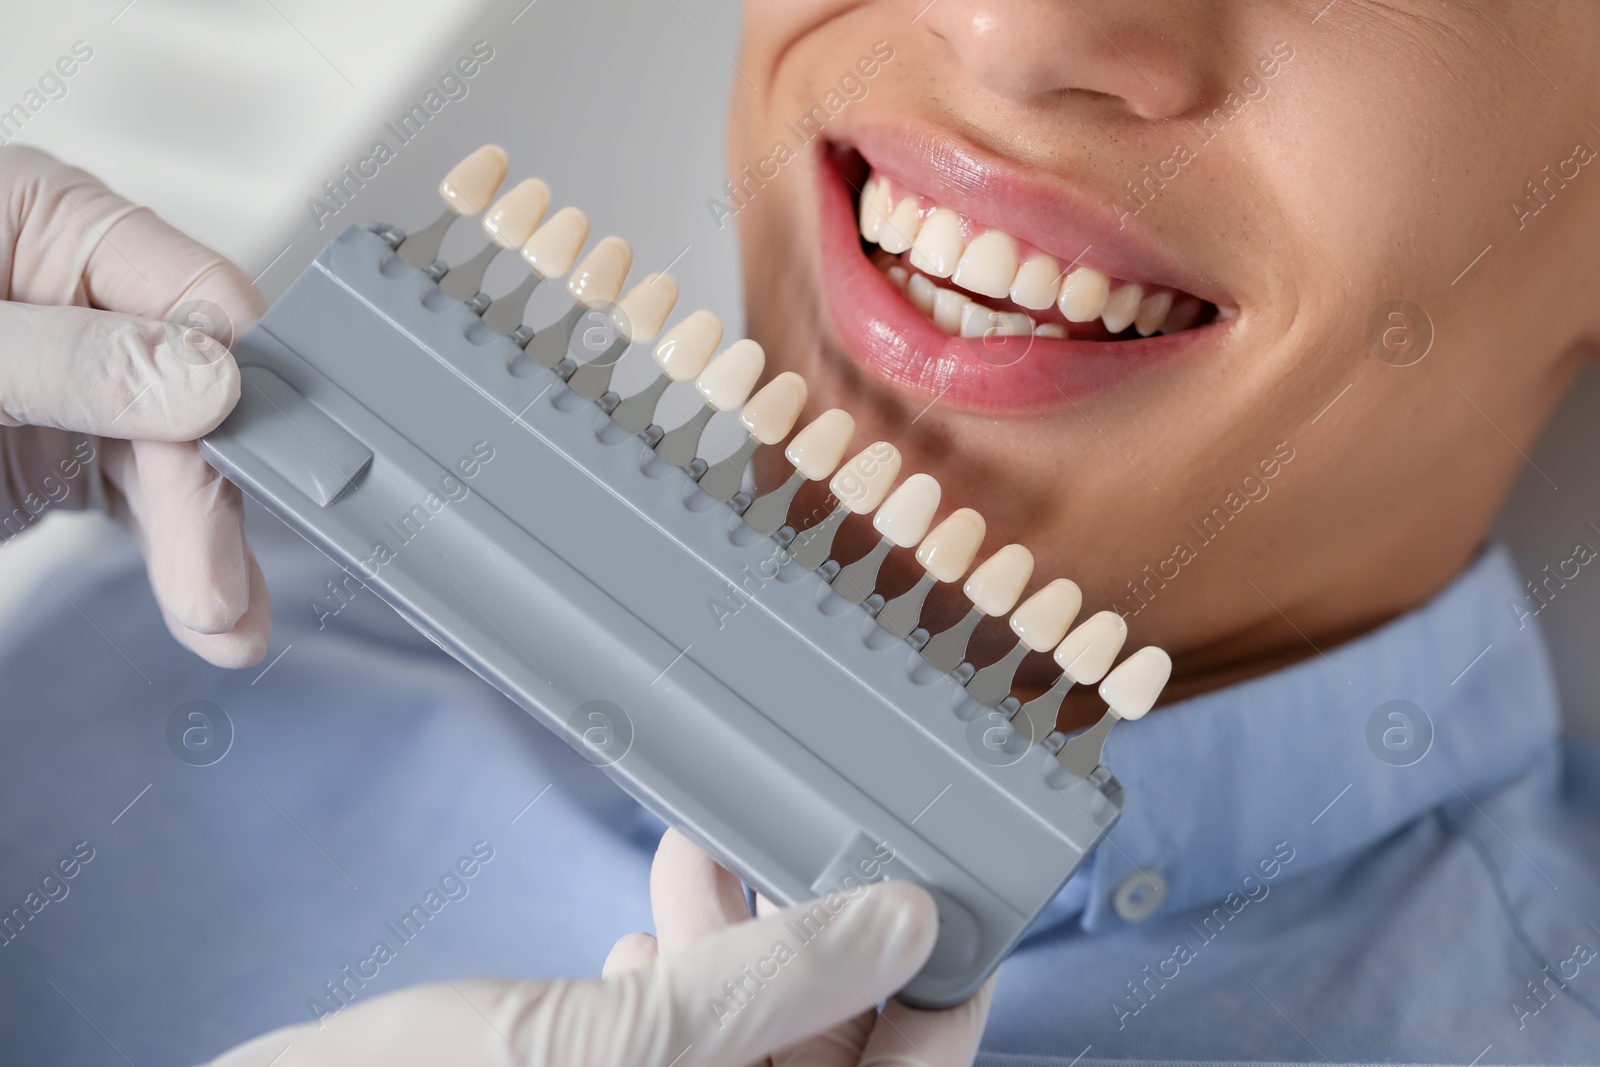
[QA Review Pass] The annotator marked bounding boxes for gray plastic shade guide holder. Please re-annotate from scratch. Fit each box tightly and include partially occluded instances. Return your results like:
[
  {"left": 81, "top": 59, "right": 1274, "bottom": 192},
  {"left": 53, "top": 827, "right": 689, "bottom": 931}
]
[{"left": 200, "top": 224, "right": 1122, "bottom": 1008}]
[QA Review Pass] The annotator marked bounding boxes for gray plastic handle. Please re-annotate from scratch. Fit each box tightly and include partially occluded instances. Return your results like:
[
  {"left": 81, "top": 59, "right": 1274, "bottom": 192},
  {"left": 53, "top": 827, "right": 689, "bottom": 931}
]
[{"left": 201, "top": 224, "right": 1122, "bottom": 1007}]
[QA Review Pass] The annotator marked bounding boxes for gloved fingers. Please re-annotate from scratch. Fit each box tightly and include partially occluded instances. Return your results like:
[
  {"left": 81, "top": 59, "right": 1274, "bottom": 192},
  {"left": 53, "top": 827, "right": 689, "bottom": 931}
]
[
  {"left": 0, "top": 144, "right": 266, "bottom": 334},
  {"left": 769, "top": 1011, "right": 874, "bottom": 1067},
  {"left": 100, "top": 424, "right": 268, "bottom": 668},
  {"left": 0, "top": 301, "right": 240, "bottom": 440},
  {"left": 601, "top": 931, "right": 659, "bottom": 977},
  {"left": 204, "top": 980, "right": 540, "bottom": 1067},
  {"left": 127, "top": 438, "right": 249, "bottom": 635},
  {"left": 754, "top": 891, "right": 779, "bottom": 918},
  {"left": 650, "top": 827, "right": 753, "bottom": 954},
  {"left": 205, "top": 885, "right": 937, "bottom": 1067},
  {"left": 851, "top": 972, "right": 997, "bottom": 1067},
  {"left": 157, "top": 543, "right": 271, "bottom": 669},
  {"left": 90, "top": 203, "right": 267, "bottom": 333},
  {"left": 589, "top": 882, "right": 935, "bottom": 1067}
]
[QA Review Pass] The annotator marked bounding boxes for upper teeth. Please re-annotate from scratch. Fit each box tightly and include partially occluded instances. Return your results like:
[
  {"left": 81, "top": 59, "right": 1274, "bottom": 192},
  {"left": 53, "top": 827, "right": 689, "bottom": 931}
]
[{"left": 859, "top": 174, "right": 1200, "bottom": 339}]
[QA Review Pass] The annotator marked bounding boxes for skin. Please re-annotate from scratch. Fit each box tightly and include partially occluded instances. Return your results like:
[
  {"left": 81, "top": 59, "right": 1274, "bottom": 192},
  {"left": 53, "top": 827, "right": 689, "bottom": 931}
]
[{"left": 727, "top": 0, "right": 1600, "bottom": 728}]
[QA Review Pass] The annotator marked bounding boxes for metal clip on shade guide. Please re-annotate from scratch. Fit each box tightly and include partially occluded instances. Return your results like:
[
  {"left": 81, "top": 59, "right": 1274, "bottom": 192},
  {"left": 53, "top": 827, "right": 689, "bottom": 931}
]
[
  {"left": 1055, "top": 645, "right": 1170, "bottom": 775},
  {"left": 830, "top": 473, "right": 940, "bottom": 604},
  {"left": 481, "top": 205, "right": 588, "bottom": 335},
  {"left": 1013, "top": 611, "right": 1127, "bottom": 742},
  {"left": 397, "top": 145, "right": 508, "bottom": 268},
  {"left": 786, "top": 442, "right": 901, "bottom": 570},
  {"left": 654, "top": 340, "right": 765, "bottom": 468},
  {"left": 567, "top": 273, "right": 678, "bottom": 401},
  {"left": 525, "top": 237, "right": 632, "bottom": 369},
  {"left": 698, "top": 372, "right": 808, "bottom": 503},
  {"left": 875, "top": 508, "right": 985, "bottom": 640},
  {"left": 920, "top": 543, "right": 1033, "bottom": 672},
  {"left": 741, "top": 408, "right": 855, "bottom": 536},
  {"left": 440, "top": 178, "right": 549, "bottom": 301},
  {"left": 964, "top": 578, "right": 1082, "bottom": 707},
  {"left": 612, "top": 310, "right": 721, "bottom": 434}
]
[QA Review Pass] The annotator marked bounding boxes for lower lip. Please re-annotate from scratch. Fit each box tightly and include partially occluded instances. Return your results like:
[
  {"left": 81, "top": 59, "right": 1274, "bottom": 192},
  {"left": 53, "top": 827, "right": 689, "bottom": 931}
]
[{"left": 816, "top": 148, "right": 1209, "bottom": 412}]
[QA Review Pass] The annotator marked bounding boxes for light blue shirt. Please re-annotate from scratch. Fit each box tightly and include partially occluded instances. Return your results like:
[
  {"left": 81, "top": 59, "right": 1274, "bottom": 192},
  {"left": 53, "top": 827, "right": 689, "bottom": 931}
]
[{"left": 0, "top": 509, "right": 1596, "bottom": 1065}]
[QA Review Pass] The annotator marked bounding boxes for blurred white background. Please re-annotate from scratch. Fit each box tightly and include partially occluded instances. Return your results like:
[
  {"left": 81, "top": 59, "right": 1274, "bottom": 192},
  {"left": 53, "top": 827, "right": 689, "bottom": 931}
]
[{"left": 1, "top": 0, "right": 1596, "bottom": 737}]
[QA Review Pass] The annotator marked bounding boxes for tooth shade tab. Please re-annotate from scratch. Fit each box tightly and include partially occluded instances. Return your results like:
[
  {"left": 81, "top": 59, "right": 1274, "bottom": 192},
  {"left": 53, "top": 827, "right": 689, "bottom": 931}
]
[
  {"left": 1010, "top": 254, "right": 1062, "bottom": 311},
  {"left": 1101, "top": 282, "right": 1144, "bottom": 334},
  {"left": 567, "top": 236, "right": 632, "bottom": 308},
  {"left": 521, "top": 207, "right": 589, "bottom": 279},
  {"left": 909, "top": 207, "right": 963, "bottom": 278},
  {"left": 916, "top": 508, "right": 985, "bottom": 583},
  {"left": 739, "top": 372, "right": 808, "bottom": 444},
  {"left": 482, "top": 179, "right": 550, "bottom": 248},
  {"left": 964, "top": 543, "right": 1034, "bottom": 616},
  {"left": 1135, "top": 289, "right": 1174, "bottom": 337},
  {"left": 830, "top": 442, "right": 902, "bottom": 514},
  {"left": 1054, "top": 610, "right": 1128, "bottom": 684},
  {"left": 695, "top": 339, "right": 765, "bottom": 411},
  {"left": 1009, "top": 578, "right": 1083, "bottom": 652},
  {"left": 1099, "top": 646, "right": 1171, "bottom": 720},
  {"left": 878, "top": 197, "right": 921, "bottom": 255},
  {"left": 951, "top": 230, "right": 1019, "bottom": 300},
  {"left": 610, "top": 273, "right": 678, "bottom": 343},
  {"left": 873, "top": 473, "right": 941, "bottom": 548},
  {"left": 440, "top": 144, "right": 508, "bottom": 215},
  {"left": 785, "top": 409, "right": 855, "bottom": 480},
  {"left": 1058, "top": 267, "right": 1111, "bottom": 323},
  {"left": 859, "top": 176, "right": 892, "bottom": 243},
  {"left": 653, "top": 310, "right": 723, "bottom": 382}
]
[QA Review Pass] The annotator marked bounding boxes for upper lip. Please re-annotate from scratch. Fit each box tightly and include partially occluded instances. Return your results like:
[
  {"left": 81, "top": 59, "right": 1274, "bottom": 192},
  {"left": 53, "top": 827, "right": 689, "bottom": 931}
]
[{"left": 828, "top": 116, "right": 1230, "bottom": 309}]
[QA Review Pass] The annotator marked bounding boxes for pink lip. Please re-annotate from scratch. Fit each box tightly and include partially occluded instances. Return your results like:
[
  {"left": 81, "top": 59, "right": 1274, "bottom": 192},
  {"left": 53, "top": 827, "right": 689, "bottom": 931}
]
[{"left": 816, "top": 145, "right": 1222, "bottom": 413}]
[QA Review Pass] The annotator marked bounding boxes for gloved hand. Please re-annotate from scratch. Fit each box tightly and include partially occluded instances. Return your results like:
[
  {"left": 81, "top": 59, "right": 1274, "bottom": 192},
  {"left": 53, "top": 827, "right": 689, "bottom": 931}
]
[
  {"left": 205, "top": 829, "right": 994, "bottom": 1066},
  {"left": 0, "top": 145, "right": 269, "bottom": 667}
]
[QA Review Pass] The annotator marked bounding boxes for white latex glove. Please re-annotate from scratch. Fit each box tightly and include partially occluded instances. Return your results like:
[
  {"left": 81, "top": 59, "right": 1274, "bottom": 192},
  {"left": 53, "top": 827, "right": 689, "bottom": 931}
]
[
  {"left": 206, "top": 829, "right": 993, "bottom": 1066},
  {"left": 0, "top": 145, "right": 269, "bottom": 667}
]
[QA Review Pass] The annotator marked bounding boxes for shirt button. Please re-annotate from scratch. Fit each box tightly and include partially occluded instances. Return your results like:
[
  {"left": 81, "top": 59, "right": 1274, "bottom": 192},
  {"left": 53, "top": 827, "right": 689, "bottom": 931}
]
[{"left": 1113, "top": 868, "right": 1167, "bottom": 922}]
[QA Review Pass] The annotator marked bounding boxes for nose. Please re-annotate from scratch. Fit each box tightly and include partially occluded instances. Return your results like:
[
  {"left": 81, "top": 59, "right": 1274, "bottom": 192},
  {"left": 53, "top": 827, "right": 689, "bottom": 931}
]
[{"left": 917, "top": 0, "right": 1206, "bottom": 120}]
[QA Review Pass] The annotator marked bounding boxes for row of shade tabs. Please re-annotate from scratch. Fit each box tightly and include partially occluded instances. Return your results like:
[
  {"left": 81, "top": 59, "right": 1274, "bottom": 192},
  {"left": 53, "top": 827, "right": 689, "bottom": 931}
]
[{"left": 388, "top": 146, "right": 1171, "bottom": 763}]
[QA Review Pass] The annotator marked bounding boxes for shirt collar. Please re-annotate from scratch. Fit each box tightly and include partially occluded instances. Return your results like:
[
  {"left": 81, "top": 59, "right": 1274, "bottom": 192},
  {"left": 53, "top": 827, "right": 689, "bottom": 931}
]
[{"left": 1066, "top": 543, "right": 1561, "bottom": 933}]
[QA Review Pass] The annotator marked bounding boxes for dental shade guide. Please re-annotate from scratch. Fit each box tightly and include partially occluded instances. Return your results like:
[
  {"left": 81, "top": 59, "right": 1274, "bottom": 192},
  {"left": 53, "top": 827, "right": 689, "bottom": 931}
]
[
  {"left": 611, "top": 310, "right": 722, "bottom": 434},
  {"left": 831, "top": 473, "right": 940, "bottom": 604},
  {"left": 652, "top": 339, "right": 765, "bottom": 468},
  {"left": 920, "top": 543, "right": 1034, "bottom": 672},
  {"left": 202, "top": 145, "right": 1165, "bottom": 1010},
  {"left": 698, "top": 372, "right": 808, "bottom": 503},
  {"left": 740, "top": 408, "right": 855, "bottom": 536},
  {"left": 396, "top": 145, "right": 508, "bottom": 269},
  {"left": 875, "top": 507, "right": 985, "bottom": 640},
  {"left": 520, "top": 236, "right": 633, "bottom": 370},
  {"left": 566, "top": 272, "right": 678, "bottom": 400},
  {"left": 786, "top": 441, "right": 902, "bottom": 570},
  {"left": 965, "top": 578, "right": 1082, "bottom": 707},
  {"left": 439, "top": 179, "right": 550, "bottom": 301},
  {"left": 481, "top": 206, "right": 589, "bottom": 336},
  {"left": 1054, "top": 646, "right": 1171, "bottom": 777},
  {"left": 1011, "top": 610, "right": 1127, "bottom": 743}
]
